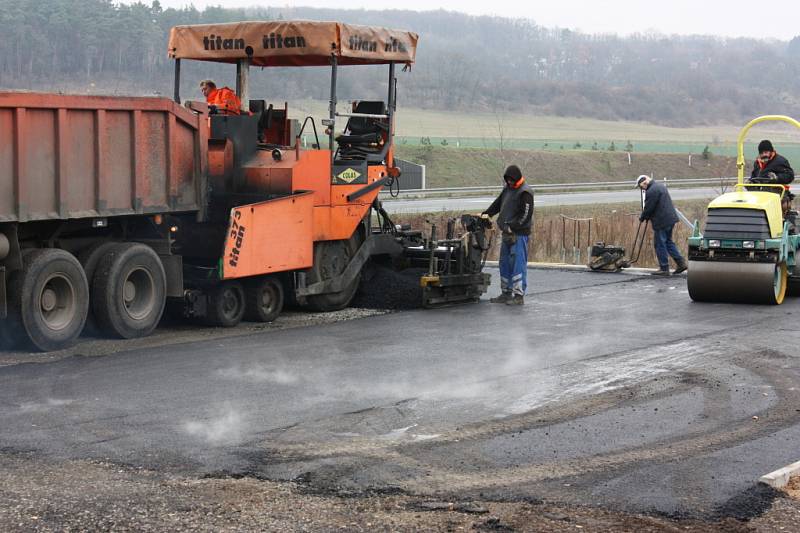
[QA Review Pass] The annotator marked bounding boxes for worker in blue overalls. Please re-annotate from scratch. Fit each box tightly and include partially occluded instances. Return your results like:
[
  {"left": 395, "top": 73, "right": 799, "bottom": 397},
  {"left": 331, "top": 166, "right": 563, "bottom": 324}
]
[{"left": 482, "top": 165, "right": 534, "bottom": 305}]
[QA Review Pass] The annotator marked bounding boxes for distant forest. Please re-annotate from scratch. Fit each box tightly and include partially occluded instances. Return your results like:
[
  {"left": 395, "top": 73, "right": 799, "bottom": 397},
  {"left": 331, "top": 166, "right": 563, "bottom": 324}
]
[{"left": 2, "top": 0, "right": 800, "bottom": 126}]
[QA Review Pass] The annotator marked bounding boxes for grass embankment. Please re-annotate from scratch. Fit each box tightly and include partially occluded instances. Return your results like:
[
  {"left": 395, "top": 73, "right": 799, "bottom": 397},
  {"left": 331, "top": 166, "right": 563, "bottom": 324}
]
[
  {"left": 289, "top": 101, "right": 800, "bottom": 144},
  {"left": 393, "top": 199, "right": 710, "bottom": 270},
  {"left": 394, "top": 146, "right": 738, "bottom": 188}
]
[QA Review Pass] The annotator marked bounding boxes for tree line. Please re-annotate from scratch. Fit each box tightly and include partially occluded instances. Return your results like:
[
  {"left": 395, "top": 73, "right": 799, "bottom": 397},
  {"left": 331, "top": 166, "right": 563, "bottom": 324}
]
[{"left": 1, "top": 1, "right": 799, "bottom": 126}]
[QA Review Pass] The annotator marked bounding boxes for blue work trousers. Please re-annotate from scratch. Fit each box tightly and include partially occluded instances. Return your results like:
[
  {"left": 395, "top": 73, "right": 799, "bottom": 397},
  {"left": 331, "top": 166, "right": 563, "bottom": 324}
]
[
  {"left": 653, "top": 225, "right": 685, "bottom": 270},
  {"left": 499, "top": 235, "right": 529, "bottom": 296}
]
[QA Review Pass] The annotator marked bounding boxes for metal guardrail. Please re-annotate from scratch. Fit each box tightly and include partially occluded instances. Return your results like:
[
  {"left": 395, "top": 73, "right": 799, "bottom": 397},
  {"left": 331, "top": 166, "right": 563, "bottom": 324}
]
[{"left": 380, "top": 177, "right": 736, "bottom": 198}]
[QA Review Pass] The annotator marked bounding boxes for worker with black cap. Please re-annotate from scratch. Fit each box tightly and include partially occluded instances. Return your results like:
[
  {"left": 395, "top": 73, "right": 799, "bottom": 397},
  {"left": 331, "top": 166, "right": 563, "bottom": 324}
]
[
  {"left": 750, "top": 140, "right": 797, "bottom": 229},
  {"left": 636, "top": 175, "right": 687, "bottom": 276},
  {"left": 482, "top": 165, "right": 534, "bottom": 305},
  {"left": 750, "top": 140, "right": 794, "bottom": 185}
]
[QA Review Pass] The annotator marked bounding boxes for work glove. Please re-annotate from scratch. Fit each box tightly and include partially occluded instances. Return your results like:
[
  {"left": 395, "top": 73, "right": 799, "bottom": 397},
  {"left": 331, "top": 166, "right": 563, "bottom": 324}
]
[
  {"left": 501, "top": 226, "right": 516, "bottom": 245},
  {"left": 767, "top": 171, "right": 779, "bottom": 182}
]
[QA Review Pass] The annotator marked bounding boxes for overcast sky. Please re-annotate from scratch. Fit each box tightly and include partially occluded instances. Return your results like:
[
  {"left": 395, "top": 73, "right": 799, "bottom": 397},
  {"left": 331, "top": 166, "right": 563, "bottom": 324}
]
[{"left": 152, "top": 0, "right": 800, "bottom": 40}]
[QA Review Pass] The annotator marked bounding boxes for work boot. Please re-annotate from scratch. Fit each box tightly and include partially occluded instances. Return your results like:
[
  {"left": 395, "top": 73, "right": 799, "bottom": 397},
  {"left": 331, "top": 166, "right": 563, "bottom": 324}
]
[
  {"left": 673, "top": 261, "right": 688, "bottom": 275},
  {"left": 651, "top": 268, "right": 670, "bottom": 277},
  {"left": 505, "top": 295, "right": 524, "bottom": 306},
  {"left": 490, "top": 292, "right": 512, "bottom": 303}
]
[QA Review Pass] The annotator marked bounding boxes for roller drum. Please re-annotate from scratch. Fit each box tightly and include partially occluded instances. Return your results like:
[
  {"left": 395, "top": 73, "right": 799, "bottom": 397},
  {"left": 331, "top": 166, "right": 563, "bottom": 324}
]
[{"left": 687, "top": 260, "right": 787, "bottom": 304}]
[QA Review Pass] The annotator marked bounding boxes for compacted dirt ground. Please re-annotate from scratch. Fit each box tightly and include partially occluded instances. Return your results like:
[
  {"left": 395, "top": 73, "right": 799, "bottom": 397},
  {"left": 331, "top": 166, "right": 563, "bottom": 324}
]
[
  {"left": 3, "top": 453, "right": 799, "bottom": 532},
  {"left": 785, "top": 476, "right": 800, "bottom": 501}
]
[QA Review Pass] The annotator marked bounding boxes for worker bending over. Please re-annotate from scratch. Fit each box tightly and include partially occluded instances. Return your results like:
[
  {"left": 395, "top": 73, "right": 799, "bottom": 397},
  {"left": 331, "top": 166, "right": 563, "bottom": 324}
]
[
  {"left": 199, "top": 80, "right": 241, "bottom": 115},
  {"left": 636, "top": 175, "right": 687, "bottom": 276},
  {"left": 483, "top": 165, "right": 534, "bottom": 305}
]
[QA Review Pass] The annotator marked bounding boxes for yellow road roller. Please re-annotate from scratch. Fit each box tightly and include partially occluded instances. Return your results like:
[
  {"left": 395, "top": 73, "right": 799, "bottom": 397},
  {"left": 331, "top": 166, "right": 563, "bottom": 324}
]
[{"left": 688, "top": 115, "right": 800, "bottom": 304}]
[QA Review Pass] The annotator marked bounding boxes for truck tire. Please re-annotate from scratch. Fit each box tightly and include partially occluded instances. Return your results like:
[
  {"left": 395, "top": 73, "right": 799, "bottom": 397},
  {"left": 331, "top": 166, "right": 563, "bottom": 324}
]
[
  {"left": 7, "top": 248, "right": 89, "bottom": 352},
  {"left": 92, "top": 243, "right": 166, "bottom": 339},
  {"left": 305, "top": 234, "right": 362, "bottom": 312},
  {"left": 78, "top": 241, "right": 117, "bottom": 336},
  {"left": 204, "top": 281, "right": 245, "bottom": 327},
  {"left": 244, "top": 276, "right": 284, "bottom": 323}
]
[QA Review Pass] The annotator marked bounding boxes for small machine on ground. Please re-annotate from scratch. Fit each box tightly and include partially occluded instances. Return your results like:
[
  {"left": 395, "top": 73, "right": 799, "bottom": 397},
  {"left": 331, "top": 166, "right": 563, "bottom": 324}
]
[
  {"left": 687, "top": 115, "right": 800, "bottom": 304},
  {"left": 589, "top": 186, "right": 649, "bottom": 272},
  {"left": 588, "top": 220, "right": 649, "bottom": 272}
]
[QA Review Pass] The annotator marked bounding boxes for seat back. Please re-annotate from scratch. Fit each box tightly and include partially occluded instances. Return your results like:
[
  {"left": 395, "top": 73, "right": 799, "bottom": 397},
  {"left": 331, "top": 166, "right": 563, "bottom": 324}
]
[{"left": 345, "top": 101, "right": 386, "bottom": 135}]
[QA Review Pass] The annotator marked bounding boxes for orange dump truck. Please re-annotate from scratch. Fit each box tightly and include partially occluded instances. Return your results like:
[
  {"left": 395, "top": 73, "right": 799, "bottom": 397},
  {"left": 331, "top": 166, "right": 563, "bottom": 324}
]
[{"left": 0, "top": 21, "right": 491, "bottom": 352}]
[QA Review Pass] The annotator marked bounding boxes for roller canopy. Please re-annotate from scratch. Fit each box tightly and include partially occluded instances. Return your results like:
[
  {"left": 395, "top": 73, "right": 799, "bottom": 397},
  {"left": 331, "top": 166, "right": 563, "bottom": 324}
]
[{"left": 168, "top": 21, "right": 418, "bottom": 67}]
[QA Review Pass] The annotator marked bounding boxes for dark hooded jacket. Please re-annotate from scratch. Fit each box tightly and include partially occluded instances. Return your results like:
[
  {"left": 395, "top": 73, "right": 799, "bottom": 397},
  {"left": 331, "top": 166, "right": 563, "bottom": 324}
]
[
  {"left": 750, "top": 153, "right": 795, "bottom": 184},
  {"left": 639, "top": 180, "right": 679, "bottom": 230},
  {"left": 483, "top": 181, "right": 534, "bottom": 236}
]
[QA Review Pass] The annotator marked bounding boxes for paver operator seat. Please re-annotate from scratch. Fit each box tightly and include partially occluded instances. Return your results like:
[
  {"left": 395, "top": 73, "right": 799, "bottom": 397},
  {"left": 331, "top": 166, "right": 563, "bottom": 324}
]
[{"left": 335, "top": 100, "right": 389, "bottom": 162}]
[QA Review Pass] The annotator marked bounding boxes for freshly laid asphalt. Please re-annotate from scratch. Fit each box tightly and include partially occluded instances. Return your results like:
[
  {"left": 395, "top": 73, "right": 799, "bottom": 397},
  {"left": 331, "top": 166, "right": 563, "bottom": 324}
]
[{"left": 1, "top": 267, "right": 799, "bottom": 520}]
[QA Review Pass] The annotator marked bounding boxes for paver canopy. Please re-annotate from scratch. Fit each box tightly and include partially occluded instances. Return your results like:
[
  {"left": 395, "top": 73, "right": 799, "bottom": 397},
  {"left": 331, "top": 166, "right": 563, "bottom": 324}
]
[{"left": 168, "top": 21, "right": 418, "bottom": 66}]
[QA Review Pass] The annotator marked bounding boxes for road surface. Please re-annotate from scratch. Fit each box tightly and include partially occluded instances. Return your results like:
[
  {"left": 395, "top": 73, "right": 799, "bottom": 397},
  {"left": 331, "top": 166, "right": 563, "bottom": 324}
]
[
  {"left": 1, "top": 267, "right": 799, "bottom": 527},
  {"left": 382, "top": 186, "right": 720, "bottom": 213}
]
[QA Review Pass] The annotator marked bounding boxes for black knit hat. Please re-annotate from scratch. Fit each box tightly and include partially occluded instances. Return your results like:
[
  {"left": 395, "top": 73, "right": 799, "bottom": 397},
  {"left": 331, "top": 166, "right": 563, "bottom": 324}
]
[
  {"left": 503, "top": 165, "right": 522, "bottom": 181},
  {"left": 758, "top": 140, "right": 774, "bottom": 153}
]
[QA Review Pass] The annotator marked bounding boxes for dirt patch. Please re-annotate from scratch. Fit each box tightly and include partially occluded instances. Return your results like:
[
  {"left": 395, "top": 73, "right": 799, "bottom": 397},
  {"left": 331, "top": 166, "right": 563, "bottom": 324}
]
[
  {"left": 0, "top": 453, "right": 781, "bottom": 533},
  {"left": 785, "top": 475, "right": 800, "bottom": 500}
]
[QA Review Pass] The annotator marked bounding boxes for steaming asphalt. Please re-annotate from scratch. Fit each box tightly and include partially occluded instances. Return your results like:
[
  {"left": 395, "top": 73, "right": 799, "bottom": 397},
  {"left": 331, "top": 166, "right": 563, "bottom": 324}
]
[{"left": 1, "top": 268, "right": 800, "bottom": 520}]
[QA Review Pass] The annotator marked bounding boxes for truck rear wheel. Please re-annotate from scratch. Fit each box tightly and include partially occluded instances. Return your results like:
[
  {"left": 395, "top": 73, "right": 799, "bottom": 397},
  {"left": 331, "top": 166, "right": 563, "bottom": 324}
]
[
  {"left": 244, "top": 276, "right": 283, "bottom": 323},
  {"left": 7, "top": 249, "right": 89, "bottom": 352},
  {"left": 305, "top": 236, "right": 361, "bottom": 312},
  {"left": 92, "top": 243, "right": 166, "bottom": 339},
  {"left": 78, "top": 241, "right": 117, "bottom": 336},
  {"left": 204, "top": 281, "right": 246, "bottom": 327}
]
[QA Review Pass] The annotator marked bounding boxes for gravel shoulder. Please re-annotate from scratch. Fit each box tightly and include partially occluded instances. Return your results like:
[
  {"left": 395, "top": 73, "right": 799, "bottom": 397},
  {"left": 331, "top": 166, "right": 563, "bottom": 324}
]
[
  {"left": 786, "top": 476, "right": 800, "bottom": 500},
  {"left": 3, "top": 453, "right": 796, "bottom": 532}
]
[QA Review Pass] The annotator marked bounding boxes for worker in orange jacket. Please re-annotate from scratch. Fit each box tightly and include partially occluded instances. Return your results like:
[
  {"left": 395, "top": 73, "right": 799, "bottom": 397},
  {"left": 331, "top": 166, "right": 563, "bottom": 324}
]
[{"left": 199, "top": 80, "right": 241, "bottom": 115}]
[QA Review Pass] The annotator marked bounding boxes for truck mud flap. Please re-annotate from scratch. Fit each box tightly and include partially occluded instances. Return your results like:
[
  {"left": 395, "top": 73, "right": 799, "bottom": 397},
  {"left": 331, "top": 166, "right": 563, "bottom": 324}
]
[
  {"left": 159, "top": 255, "right": 184, "bottom": 298},
  {"left": 0, "top": 266, "right": 5, "bottom": 319}
]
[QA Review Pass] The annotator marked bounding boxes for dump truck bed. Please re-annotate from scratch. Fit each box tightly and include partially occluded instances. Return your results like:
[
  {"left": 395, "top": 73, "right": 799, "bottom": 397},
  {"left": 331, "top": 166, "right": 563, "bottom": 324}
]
[{"left": 0, "top": 92, "right": 207, "bottom": 223}]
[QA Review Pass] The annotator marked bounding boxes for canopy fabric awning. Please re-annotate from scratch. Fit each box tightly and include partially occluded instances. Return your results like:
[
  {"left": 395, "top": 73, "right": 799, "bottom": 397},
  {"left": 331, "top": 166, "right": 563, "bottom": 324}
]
[{"left": 168, "top": 20, "right": 417, "bottom": 67}]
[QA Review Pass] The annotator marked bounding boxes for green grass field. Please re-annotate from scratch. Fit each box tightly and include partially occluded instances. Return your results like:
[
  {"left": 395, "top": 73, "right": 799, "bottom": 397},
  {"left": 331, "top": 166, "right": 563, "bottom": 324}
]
[
  {"left": 288, "top": 100, "right": 800, "bottom": 187},
  {"left": 290, "top": 100, "right": 800, "bottom": 154},
  {"left": 392, "top": 146, "right": 741, "bottom": 188},
  {"left": 394, "top": 137, "right": 800, "bottom": 164}
]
